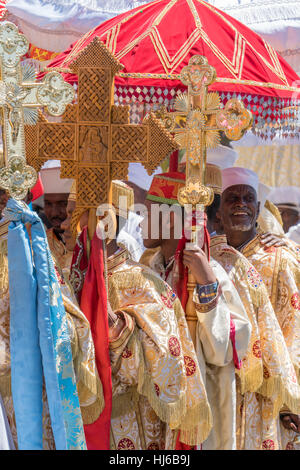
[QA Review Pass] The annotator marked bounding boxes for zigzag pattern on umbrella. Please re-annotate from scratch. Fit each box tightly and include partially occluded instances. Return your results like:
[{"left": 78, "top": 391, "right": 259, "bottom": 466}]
[{"left": 53, "top": 0, "right": 297, "bottom": 94}]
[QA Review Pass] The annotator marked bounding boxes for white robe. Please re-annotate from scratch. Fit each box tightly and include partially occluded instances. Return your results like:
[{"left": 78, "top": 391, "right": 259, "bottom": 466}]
[
  {"left": 197, "top": 259, "right": 251, "bottom": 450},
  {"left": 142, "top": 249, "right": 251, "bottom": 450}
]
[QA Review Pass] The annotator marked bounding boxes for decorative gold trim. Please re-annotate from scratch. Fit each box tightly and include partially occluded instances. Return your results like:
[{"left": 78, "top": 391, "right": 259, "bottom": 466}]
[
  {"left": 107, "top": 248, "right": 130, "bottom": 273},
  {"left": 117, "top": 72, "right": 300, "bottom": 93}
]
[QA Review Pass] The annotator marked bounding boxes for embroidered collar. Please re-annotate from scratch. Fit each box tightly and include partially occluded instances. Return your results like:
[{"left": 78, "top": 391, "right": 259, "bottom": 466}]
[
  {"left": 210, "top": 234, "right": 227, "bottom": 248},
  {"left": 239, "top": 234, "right": 261, "bottom": 257},
  {"left": 107, "top": 247, "right": 130, "bottom": 273}
]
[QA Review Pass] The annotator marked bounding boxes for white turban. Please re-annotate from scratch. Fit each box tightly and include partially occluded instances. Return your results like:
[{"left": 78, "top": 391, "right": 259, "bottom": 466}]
[
  {"left": 222, "top": 167, "right": 259, "bottom": 194},
  {"left": 268, "top": 186, "right": 300, "bottom": 209},
  {"left": 40, "top": 161, "right": 73, "bottom": 194},
  {"left": 207, "top": 144, "right": 238, "bottom": 169}
]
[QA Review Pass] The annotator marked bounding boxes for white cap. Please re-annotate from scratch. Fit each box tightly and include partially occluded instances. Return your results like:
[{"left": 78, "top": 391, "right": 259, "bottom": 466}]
[
  {"left": 128, "top": 162, "right": 162, "bottom": 191},
  {"left": 258, "top": 182, "right": 271, "bottom": 208},
  {"left": 40, "top": 162, "right": 73, "bottom": 194},
  {"left": 222, "top": 167, "right": 259, "bottom": 193},
  {"left": 268, "top": 186, "right": 300, "bottom": 208},
  {"left": 180, "top": 145, "right": 238, "bottom": 170},
  {"left": 207, "top": 144, "right": 238, "bottom": 169}
]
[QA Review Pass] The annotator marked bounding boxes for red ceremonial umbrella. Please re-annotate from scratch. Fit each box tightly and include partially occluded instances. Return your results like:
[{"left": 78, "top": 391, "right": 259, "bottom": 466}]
[{"left": 46, "top": 0, "right": 300, "bottom": 138}]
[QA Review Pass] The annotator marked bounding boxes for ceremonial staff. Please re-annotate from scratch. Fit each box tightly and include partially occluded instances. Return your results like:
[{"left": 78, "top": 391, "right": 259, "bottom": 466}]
[
  {"left": 158, "top": 55, "right": 252, "bottom": 345},
  {"left": 0, "top": 22, "right": 75, "bottom": 199}
]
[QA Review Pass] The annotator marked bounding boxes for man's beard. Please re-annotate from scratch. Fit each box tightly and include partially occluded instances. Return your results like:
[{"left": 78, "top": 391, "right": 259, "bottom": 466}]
[{"left": 230, "top": 222, "right": 252, "bottom": 232}]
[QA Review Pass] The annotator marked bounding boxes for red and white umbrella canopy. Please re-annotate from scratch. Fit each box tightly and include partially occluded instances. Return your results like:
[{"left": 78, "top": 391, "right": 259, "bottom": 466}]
[{"left": 43, "top": 0, "right": 300, "bottom": 137}]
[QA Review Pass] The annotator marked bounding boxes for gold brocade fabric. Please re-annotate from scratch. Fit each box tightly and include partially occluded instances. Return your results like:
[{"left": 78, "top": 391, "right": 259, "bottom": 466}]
[
  {"left": 211, "top": 236, "right": 300, "bottom": 415},
  {"left": 236, "top": 388, "right": 299, "bottom": 450},
  {"left": 241, "top": 235, "right": 300, "bottom": 379},
  {"left": 46, "top": 228, "right": 73, "bottom": 280},
  {"left": 107, "top": 250, "right": 212, "bottom": 449},
  {"left": 0, "top": 234, "right": 102, "bottom": 449},
  {"left": 236, "top": 234, "right": 300, "bottom": 449}
]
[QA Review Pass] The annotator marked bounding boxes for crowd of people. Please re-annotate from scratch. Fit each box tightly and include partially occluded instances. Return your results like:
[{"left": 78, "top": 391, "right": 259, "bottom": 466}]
[{"left": 0, "top": 145, "right": 300, "bottom": 451}]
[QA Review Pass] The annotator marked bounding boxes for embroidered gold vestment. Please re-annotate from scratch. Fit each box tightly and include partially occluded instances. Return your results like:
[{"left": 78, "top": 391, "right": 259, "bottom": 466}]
[
  {"left": 211, "top": 235, "right": 300, "bottom": 450},
  {"left": 140, "top": 247, "right": 252, "bottom": 450},
  {"left": 46, "top": 227, "right": 73, "bottom": 280},
  {"left": 107, "top": 248, "right": 212, "bottom": 450},
  {"left": 0, "top": 220, "right": 102, "bottom": 449}
]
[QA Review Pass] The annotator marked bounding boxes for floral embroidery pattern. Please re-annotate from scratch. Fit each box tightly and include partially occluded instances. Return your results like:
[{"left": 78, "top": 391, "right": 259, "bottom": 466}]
[
  {"left": 291, "top": 293, "right": 300, "bottom": 311},
  {"left": 252, "top": 339, "right": 262, "bottom": 359},
  {"left": 122, "top": 347, "right": 133, "bottom": 359},
  {"left": 161, "top": 287, "right": 176, "bottom": 308},
  {"left": 148, "top": 442, "right": 160, "bottom": 450},
  {"left": 262, "top": 439, "right": 275, "bottom": 450},
  {"left": 247, "top": 267, "right": 263, "bottom": 288},
  {"left": 168, "top": 336, "right": 181, "bottom": 357},
  {"left": 184, "top": 356, "right": 196, "bottom": 377},
  {"left": 117, "top": 438, "right": 135, "bottom": 450}
]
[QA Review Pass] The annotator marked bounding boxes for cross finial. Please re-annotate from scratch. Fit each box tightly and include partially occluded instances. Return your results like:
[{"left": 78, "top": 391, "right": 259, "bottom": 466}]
[{"left": 0, "top": 22, "right": 75, "bottom": 200}]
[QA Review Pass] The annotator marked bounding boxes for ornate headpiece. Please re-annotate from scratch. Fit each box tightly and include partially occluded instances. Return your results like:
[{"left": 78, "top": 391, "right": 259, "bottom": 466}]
[
  {"left": 146, "top": 172, "right": 185, "bottom": 205},
  {"left": 109, "top": 180, "right": 134, "bottom": 219},
  {"left": 68, "top": 180, "right": 77, "bottom": 202},
  {"left": 204, "top": 164, "right": 222, "bottom": 195}
]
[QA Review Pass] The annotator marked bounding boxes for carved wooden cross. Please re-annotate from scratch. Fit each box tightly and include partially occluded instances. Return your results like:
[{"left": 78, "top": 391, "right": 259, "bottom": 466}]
[
  {"left": 25, "top": 37, "right": 178, "bottom": 230},
  {"left": 0, "top": 22, "right": 75, "bottom": 199},
  {"left": 157, "top": 55, "right": 252, "bottom": 344}
]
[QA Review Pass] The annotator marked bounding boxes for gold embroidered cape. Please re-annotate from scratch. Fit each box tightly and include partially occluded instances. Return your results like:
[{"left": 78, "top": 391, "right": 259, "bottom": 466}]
[
  {"left": 212, "top": 234, "right": 300, "bottom": 449},
  {"left": 107, "top": 249, "right": 212, "bottom": 449},
  {"left": 211, "top": 235, "right": 300, "bottom": 414},
  {"left": 241, "top": 234, "right": 300, "bottom": 381},
  {"left": 141, "top": 246, "right": 252, "bottom": 450}
]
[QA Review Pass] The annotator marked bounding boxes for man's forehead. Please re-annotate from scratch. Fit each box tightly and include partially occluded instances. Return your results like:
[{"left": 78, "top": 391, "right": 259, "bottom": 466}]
[
  {"left": 223, "top": 184, "right": 257, "bottom": 197},
  {"left": 44, "top": 193, "right": 69, "bottom": 202}
]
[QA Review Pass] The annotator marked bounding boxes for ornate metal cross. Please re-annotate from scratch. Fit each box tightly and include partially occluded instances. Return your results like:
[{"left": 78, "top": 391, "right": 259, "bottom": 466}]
[
  {"left": 158, "top": 55, "right": 252, "bottom": 210},
  {"left": 0, "top": 22, "right": 75, "bottom": 199},
  {"left": 25, "top": 37, "right": 178, "bottom": 235},
  {"left": 158, "top": 55, "right": 252, "bottom": 344}
]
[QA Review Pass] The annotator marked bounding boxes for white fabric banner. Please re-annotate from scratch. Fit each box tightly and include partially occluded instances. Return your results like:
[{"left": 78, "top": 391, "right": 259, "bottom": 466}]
[{"left": 6, "top": 0, "right": 150, "bottom": 51}]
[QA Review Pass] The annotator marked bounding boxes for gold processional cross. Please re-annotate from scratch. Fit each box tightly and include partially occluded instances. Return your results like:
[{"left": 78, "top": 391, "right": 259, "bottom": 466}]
[
  {"left": 0, "top": 22, "right": 75, "bottom": 199},
  {"left": 25, "top": 37, "right": 178, "bottom": 238},
  {"left": 158, "top": 55, "right": 253, "bottom": 344}
]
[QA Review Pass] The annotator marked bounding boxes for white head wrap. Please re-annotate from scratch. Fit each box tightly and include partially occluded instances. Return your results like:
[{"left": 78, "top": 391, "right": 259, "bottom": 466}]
[
  {"left": 128, "top": 163, "right": 162, "bottom": 191},
  {"left": 268, "top": 186, "right": 300, "bottom": 209},
  {"left": 40, "top": 161, "right": 73, "bottom": 194},
  {"left": 207, "top": 144, "right": 238, "bottom": 169},
  {"left": 222, "top": 167, "right": 259, "bottom": 194}
]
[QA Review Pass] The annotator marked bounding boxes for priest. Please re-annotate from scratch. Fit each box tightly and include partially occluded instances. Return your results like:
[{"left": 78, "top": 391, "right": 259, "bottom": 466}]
[
  {"left": 140, "top": 170, "right": 252, "bottom": 450},
  {"left": 40, "top": 161, "right": 74, "bottom": 274},
  {"left": 204, "top": 163, "right": 300, "bottom": 450},
  {"left": 65, "top": 179, "right": 212, "bottom": 450},
  {"left": 219, "top": 167, "right": 300, "bottom": 449},
  {"left": 0, "top": 194, "right": 101, "bottom": 450}
]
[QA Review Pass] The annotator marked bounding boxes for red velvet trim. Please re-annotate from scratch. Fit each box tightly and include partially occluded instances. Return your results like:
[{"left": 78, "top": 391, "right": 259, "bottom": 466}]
[{"left": 230, "top": 316, "right": 242, "bottom": 370}]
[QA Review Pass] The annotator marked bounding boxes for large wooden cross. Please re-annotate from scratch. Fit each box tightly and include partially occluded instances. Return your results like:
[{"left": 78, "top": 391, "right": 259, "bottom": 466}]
[
  {"left": 157, "top": 55, "right": 252, "bottom": 344},
  {"left": 25, "top": 38, "right": 178, "bottom": 234},
  {"left": 0, "top": 22, "right": 75, "bottom": 199}
]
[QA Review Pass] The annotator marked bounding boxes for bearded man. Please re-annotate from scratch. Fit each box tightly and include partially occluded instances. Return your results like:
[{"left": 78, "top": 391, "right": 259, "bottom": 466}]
[
  {"left": 219, "top": 167, "right": 300, "bottom": 447},
  {"left": 201, "top": 163, "right": 300, "bottom": 450}
]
